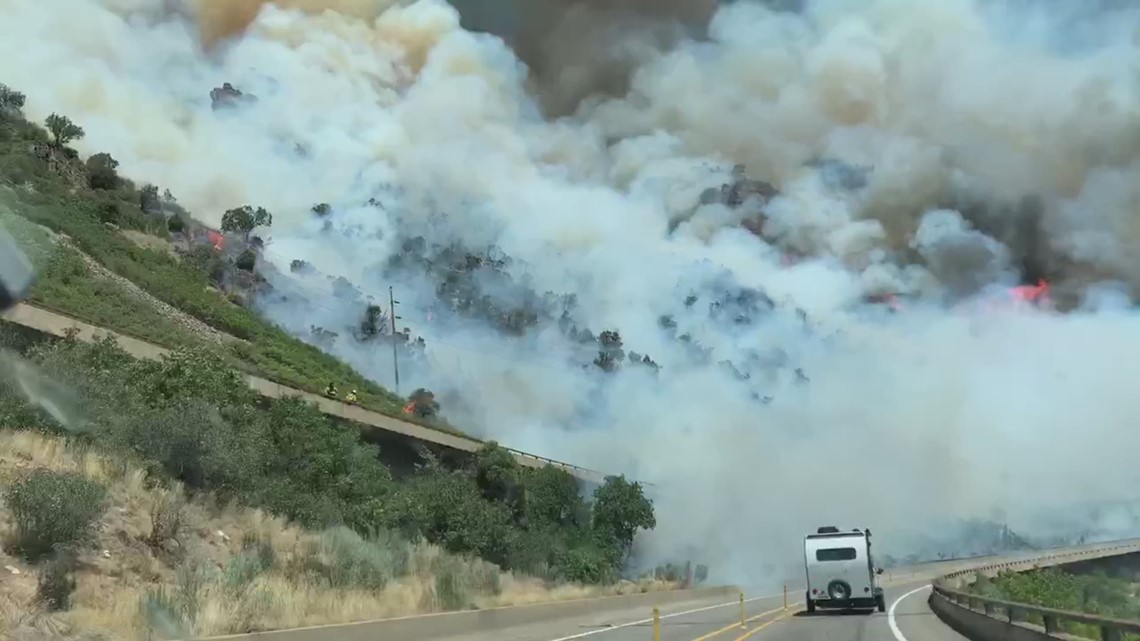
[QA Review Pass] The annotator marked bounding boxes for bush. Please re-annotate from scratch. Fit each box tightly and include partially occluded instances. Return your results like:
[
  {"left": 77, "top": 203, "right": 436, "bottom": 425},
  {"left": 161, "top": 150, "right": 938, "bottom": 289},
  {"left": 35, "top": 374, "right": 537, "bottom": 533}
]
[
  {"left": 968, "top": 567, "right": 1140, "bottom": 637},
  {"left": 408, "top": 388, "right": 440, "bottom": 418},
  {"left": 4, "top": 469, "right": 107, "bottom": 560},
  {"left": 433, "top": 557, "right": 469, "bottom": 611},
  {"left": 222, "top": 541, "right": 274, "bottom": 594},
  {"left": 146, "top": 491, "right": 186, "bottom": 551},
  {"left": 552, "top": 546, "right": 616, "bottom": 585},
  {"left": 299, "top": 527, "right": 408, "bottom": 591},
  {"left": 37, "top": 552, "right": 78, "bottom": 611},
  {"left": 235, "top": 248, "right": 256, "bottom": 272},
  {"left": 85, "top": 152, "right": 120, "bottom": 190}
]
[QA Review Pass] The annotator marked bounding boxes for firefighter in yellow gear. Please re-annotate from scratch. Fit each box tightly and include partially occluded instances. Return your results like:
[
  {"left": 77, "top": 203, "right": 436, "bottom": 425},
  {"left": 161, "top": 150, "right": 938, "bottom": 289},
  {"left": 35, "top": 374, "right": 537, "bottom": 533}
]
[{"left": 345, "top": 390, "right": 358, "bottom": 404}]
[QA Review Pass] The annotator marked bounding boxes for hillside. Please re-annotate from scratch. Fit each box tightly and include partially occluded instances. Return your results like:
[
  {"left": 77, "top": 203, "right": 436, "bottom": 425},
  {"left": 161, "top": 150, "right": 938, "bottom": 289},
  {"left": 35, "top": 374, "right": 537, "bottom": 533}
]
[
  {"left": 0, "top": 323, "right": 664, "bottom": 638},
  {"left": 0, "top": 429, "right": 671, "bottom": 641},
  {"left": 0, "top": 82, "right": 672, "bottom": 639},
  {"left": 0, "top": 85, "right": 429, "bottom": 425}
]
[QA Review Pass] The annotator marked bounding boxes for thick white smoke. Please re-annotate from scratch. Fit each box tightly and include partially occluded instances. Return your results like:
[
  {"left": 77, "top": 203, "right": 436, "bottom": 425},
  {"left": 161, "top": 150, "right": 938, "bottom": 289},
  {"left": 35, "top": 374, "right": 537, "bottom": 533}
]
[{"left": 5, "top": 0, "right": 1140, "bottom": 585}]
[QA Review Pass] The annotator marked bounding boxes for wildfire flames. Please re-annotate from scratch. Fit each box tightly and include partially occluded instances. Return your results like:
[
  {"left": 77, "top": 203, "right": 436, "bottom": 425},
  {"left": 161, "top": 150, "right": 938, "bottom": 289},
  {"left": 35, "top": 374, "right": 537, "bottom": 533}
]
[{"left": 864, "top": 280, "right": 1052, "bottom": 315}]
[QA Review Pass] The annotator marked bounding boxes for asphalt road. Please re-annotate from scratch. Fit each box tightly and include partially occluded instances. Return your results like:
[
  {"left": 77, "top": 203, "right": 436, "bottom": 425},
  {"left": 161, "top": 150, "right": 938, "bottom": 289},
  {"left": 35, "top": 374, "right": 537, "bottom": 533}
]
[{"left": 443, "top": 580, "right": 968, "bottom": 641}]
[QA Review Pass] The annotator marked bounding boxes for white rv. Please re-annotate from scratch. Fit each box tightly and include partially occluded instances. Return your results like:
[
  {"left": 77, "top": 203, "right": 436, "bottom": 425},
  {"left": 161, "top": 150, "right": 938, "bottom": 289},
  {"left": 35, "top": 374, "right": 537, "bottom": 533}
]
[{"left": 803, "top": 526, "right": 885, "bottom": 613}]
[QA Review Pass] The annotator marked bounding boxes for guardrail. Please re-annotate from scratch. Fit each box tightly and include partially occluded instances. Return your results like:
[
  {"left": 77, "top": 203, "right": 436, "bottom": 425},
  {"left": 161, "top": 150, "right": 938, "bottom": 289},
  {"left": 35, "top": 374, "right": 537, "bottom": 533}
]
[
  {"left": 0, "top": 301, "right": 625, "bottom": 485},
  {"left": 930, "top": 541, "right": 1140, "bottom": 641}
]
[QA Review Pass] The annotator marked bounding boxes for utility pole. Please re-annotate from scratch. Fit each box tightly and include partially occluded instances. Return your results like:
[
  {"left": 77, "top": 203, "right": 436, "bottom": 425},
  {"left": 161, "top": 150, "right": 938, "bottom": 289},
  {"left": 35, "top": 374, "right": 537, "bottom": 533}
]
[{"left": 389, "top": 286, "right": 401, "bottom": 395}]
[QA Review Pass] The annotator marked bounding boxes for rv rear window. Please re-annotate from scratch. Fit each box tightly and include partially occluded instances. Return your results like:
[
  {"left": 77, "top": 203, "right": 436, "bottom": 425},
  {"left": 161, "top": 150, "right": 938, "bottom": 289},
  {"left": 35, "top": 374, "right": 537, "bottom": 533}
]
[{"left": 816, "top": 547, "right": 857, "bottom": 562}]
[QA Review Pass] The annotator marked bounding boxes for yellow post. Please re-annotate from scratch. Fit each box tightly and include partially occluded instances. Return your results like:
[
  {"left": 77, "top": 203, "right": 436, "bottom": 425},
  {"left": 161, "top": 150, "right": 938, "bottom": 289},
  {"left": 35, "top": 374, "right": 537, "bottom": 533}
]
[
  {"left": 652, "top": 607, "right": 661, "bottom": 641},
  {"left": 783, "top": 584, "right": 787, "bottom": 609},
  {"left": 740, "top": 592, "right": 746, "bottom": 628}
]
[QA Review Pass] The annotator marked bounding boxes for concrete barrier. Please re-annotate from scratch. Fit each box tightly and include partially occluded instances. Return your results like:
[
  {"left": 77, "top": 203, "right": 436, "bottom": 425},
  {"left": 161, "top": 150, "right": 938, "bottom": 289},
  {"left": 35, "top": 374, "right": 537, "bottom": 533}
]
[{"left": 203, "top": 586, "right": 740, "bottom": 641}]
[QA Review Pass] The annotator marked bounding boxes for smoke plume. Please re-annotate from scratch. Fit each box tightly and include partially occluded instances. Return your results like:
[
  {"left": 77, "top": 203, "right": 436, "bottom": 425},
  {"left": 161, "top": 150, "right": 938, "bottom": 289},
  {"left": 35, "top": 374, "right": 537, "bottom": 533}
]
[{"left": 5, "top": 0, "right": 1140, "bottom": 585}]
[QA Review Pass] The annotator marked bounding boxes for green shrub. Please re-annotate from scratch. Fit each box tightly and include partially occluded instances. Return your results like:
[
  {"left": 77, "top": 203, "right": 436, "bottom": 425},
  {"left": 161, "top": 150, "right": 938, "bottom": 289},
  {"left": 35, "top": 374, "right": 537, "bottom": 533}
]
[
  {"left": 302, "top": 527, "right": 408, "bottom": 591},
  {"left": 221, "top": 529, "right": 277, "bottom": 593},
  {"left": 552, "top": 546, "right": 616, "bottom": 585},
  {"left": 235, "top": 249, "right": 256, "bottom": 272},
  {"left": 433, "top": 557, "right": 468, "bottom": 611},
  {"left": 968, "top": 567, "right": 1140, "bottom": 637},
  {"left": 223, "top": 549, "right": 272, "bottom": 594},
  {"left": 0, "top": 326, "right": 656, "bottom": 585},
  {"left": 428, "top": 555, "right": 500, "bottom": 611},
  {"left": 4, "top": 469, "right": 107, "bottom": 560},
  {"left": 85, "top": 153, "right": 120, "bottom": 191},
  {"left": 141, "top": 558, "right": 212, "bottom": 639}
]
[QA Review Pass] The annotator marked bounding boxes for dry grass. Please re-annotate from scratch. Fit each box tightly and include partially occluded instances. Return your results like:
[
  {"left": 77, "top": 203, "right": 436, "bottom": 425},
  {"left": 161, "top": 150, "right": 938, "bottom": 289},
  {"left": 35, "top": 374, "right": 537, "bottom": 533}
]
[{"left": 0, "top": 430, "right": 676, "bottom": 640}]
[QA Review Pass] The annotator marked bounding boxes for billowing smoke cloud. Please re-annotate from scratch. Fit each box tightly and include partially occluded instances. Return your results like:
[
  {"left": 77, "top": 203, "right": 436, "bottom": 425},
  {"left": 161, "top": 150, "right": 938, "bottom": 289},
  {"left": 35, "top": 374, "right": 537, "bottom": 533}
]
[
  {"left": 5, "top": 0, "right": 1140, "bottom": 586},
  {"left": 190, "top": 0, "right": 720, "bottom": 115}
]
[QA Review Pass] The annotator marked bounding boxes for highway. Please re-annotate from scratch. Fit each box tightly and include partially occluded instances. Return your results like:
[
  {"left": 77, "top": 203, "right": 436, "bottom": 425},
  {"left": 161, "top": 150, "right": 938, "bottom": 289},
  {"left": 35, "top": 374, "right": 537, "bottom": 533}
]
[{"left": 441, "top": 580, "right": 965, "bottom": 641}]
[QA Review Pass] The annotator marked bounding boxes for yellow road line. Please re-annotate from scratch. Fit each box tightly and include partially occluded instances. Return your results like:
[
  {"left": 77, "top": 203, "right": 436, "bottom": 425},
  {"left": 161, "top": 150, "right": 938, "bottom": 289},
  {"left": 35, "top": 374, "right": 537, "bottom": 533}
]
[
  {"left": 689, "top": 605, "right": 791, "bottom": 641},
  {"left": 730, "top": 609, "right": 800, "bottom": 641}
]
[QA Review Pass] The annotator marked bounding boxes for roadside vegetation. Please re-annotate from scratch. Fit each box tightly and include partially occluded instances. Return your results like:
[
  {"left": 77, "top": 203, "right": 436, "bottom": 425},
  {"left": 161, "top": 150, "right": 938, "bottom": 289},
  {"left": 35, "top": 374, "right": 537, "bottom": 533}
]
[
  {"left": 0, "top": 429, "right": 670, "bottom": 641},
  {"left": 968, "top": 567, "right": 1140, "bottom": 639},
  {"left": 0, "top": 329, "right": 663, "bottom": 639}
]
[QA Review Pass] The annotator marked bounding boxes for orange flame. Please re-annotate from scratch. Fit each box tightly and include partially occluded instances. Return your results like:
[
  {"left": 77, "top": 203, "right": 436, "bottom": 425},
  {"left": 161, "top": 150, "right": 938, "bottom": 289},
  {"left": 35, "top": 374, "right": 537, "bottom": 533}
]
[
  {"left": 403, "top": 402, "right": 416, "bottom": 414},
  {"left": 1008, "top": 279, "right": 1050, "bottom": 303},
  {"left": 207, "top": 230, "right": 225, "bottom": 252}
]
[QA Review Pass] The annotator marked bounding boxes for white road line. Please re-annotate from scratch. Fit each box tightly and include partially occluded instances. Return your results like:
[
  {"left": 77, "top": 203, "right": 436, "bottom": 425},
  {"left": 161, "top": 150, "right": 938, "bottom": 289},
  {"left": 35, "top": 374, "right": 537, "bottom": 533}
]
[
  {"left": 544, "top": 591, "right": 787, "bottom": 641},
  {"left": 887, "top": 584, "right": 932, "bottom": 641}
]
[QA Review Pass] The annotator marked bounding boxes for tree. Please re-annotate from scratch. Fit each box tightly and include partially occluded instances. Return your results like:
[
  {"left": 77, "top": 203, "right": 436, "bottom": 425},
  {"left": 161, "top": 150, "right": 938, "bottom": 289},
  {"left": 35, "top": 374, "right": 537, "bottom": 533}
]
[
  {"left": 256, "top": 396, "right": 393, "bottom": 531},
  {"left": 167, "top": 215, "right": 186, "bottom": 234},
  {"left": 220, "top": 205, "right": 272, "bottom": 243},
  {"left": 358, "top": 304, "right": 387, "bottom": 341},
  {"left": 0, "top": 84, "right": 25, "bottom": 116},
  {"left": 235, "top": 249, "right": 256, "bottom": 272},
  {"left": 45, "top": 113, "right": 84, "bottom": 147},
  {"left": 408, "top": 388, "right": 440, "bottom": 418},
  {"left": 85, "top": 152, "right": 120, "bottom": 190},
  {"left": 139, "top": 184, "right": 161, "bottom": 213},
  {"left": 591, "top": 475, "right": 655, "bottom": 565},
  {"left": 312, "top": 203, "right": 331, "bottom": 217},
  {"left": 594, "top": 330, "right": 625, "bottom": 372},
  {"left": 524, "top": 465, "right": 587, "bottom": 531},
  {"left": 474, "top": 442, "right": 524, "bottom": 517},
  {"left": 381, "top": 466, "right": 515, "bottom": 566}
]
